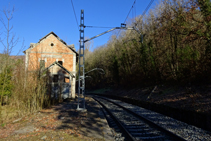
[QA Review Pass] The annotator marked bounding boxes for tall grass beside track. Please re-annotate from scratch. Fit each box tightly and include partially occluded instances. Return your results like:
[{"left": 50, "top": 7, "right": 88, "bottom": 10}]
[{"left": 0, "top": 60, "right": 52, "bottom": 125}]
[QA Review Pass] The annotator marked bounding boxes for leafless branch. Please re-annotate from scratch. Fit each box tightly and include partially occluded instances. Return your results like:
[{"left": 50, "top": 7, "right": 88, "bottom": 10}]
[{"left": 0, "top": 5, "right": 24, "bottom": 56}]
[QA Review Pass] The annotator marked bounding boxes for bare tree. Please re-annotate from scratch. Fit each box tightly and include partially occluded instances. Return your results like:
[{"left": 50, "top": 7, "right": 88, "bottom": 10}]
[
  {"left": 0, "top": 6, "right": 16, "bottom": 55},
  {"left": 0, "top": 5, "right": 24, "bottom": 107},
  {"left": 0, "top": 5, "right": 25, "bottom": 55}
]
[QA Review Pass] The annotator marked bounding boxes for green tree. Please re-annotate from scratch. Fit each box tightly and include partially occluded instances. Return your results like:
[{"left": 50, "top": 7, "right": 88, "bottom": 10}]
[
  {"left": 0, "top": 66, "right": 13, "bottom": 98},
  {"left": 197, "top": 0, "right": 211, "bottom": 56}
]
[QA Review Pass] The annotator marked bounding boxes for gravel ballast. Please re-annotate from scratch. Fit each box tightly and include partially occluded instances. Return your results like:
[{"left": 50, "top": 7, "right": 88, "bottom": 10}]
[{"left": 104, "top": 97, "right": 211, "bottom": 141}]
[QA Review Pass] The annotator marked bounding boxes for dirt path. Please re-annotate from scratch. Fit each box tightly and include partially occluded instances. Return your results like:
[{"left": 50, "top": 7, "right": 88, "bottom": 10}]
[{"left": 0, "top": 97, "right": 113, "bottom": 141}]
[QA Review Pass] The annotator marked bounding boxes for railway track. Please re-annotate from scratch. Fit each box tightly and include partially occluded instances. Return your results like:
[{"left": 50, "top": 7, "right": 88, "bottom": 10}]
[{"left": 92, "top": 96, "right": 211, "bottom": 141}]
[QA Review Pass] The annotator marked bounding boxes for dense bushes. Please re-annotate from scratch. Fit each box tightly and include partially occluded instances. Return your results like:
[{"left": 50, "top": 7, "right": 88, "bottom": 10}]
[
  {"left": 85, "top": 0, "right": 211, "bottom": 88},
  {"left": 0, "top": 66, "right": 13, "bottom": 99},
  {"left": 0, "top": 6, "right": 52, "bottom": 124},
  {"left": 0, "top": 58, "right": 51, "bottom": 124}
]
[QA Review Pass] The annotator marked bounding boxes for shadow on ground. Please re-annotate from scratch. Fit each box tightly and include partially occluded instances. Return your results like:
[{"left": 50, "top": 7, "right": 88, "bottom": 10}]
[{"left": 53, "top": 96, "right": 113, "bottom": 140}]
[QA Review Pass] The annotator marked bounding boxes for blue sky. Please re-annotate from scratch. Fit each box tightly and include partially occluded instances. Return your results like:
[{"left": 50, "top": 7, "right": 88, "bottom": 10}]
[{"left": 0, "top": 0, "right": 158, "bottom": 55}]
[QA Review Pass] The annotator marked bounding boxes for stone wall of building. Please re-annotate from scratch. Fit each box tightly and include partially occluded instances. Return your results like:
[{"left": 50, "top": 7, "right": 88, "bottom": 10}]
[{"left": 24, "top": 33, "right": 77, "bottom": 98}]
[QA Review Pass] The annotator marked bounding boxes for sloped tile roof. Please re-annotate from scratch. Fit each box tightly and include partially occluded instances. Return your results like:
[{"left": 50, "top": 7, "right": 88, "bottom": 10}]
[{"left": 23, "top": 31, "right": 78, "bottom": 55}]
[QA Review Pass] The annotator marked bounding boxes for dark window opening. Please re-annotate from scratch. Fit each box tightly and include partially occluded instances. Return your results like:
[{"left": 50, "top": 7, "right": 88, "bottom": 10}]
[
  {"left": 58, "top": 61, "right": 63, "bottom": 66},
  {"left": 65, "top": 77, "right": 69, "bottom": 83},
  {"left": 40, "top": 60, "right": 45, "bottom": 70},
  {"left": 51, "top": 43, "right": 54, "bottom": 47},
  {"left": 53, "top": 75, "right": 58, "bottom": 82}
]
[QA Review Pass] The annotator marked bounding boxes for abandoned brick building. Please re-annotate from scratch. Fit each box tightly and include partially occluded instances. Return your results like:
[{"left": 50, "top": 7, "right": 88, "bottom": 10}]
[{"left": 23, "top": 32, "right": 78, "bottom": 99}]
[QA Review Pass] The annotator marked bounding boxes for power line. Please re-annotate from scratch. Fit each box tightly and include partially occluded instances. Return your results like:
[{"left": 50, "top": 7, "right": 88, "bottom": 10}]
[
  {"left": 135, "top": 0, "right": 154, "bottom": 27},
  {"left": 117, "top": 0, "right": 136, "bottom": 37},
  {"left": 85, "top": 26, "right": 116, "bottom": 28},
  {"left": 127, "top": 0, "right": 154, "bottom": 43},
  {"left": 124, "top": 0, "right": 136, "bottom": 23},
  {"left": 71, "top": 0, "right": 79, "bottom": 30},
  {"left": 134, "top": 3, "right": 136, "bottom": 19},
  {"left": 127, "top": 0, "right": 154, "bottom": 44},
  {"left": 113, "top": 0, "right": 154, "bottom": 46}
]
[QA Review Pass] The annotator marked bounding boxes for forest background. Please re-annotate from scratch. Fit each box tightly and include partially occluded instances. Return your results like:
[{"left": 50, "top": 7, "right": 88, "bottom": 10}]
[{"left": 84, "top": 0, "right": 211, "bottom": 89}]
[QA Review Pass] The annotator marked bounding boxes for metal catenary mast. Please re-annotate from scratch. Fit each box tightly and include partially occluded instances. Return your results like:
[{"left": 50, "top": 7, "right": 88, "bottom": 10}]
[
  {"left": 77, "top": 9, "right": 86, "bottom": 111},
  {"left": 77, "top": 10, "right": 142, "bottom": 111}
]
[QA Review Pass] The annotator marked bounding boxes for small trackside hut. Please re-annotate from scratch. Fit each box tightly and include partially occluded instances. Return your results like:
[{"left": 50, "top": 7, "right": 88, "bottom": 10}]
[{"left": 23, "top": 31, "right": 78, "bottom": 99}]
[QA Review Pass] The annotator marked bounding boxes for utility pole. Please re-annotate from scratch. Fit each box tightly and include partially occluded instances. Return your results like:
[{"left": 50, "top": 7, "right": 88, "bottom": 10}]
[
  {"left": 76, "top": 10, "right": 142, "bottom": 111},
  {"left": 77, "top": 9, "right": 86, "bottom": 111}
]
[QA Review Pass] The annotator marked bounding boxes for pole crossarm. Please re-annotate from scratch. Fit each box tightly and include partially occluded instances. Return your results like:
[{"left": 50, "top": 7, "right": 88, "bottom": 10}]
[
  {"left": 84, "top": 27, "right": 134, "bottom": 43},
  {"left": 76, "top": 68, "right": 104, "bottom": 82},
  {"left": 85, "top": 68, "right": 105, "bottom": 75},
  {"left": 76, "top": 76, "right": 92, "bottom": 82}
]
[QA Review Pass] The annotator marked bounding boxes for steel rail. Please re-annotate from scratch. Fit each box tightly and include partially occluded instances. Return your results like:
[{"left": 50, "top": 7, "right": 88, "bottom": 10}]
[
  {"left": 98, "top": 96, "right": 186, "bottom": 141},
  {"left": 93, "top": 97, "right": 136, "bottom": 141}
]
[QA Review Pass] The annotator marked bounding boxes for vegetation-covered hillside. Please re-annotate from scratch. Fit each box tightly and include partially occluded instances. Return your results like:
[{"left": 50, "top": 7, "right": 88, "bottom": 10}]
[{"left": 85, "top": 0, "right": 211, "bottom": 89}]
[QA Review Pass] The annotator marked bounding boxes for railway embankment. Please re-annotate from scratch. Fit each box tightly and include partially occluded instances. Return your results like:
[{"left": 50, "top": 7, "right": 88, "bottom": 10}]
[{"left": 87, "top": 85, "right": 211, "bottom": 132}]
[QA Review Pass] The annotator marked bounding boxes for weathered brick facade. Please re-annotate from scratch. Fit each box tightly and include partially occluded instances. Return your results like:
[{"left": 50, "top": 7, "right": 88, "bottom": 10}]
[{"left": 24, "top": 32, "right": 78, "bottom": 98}]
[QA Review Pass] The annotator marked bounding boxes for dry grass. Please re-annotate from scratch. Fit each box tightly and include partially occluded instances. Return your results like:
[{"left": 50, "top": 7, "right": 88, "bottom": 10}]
[{"left": 0, "top": 62, "right": 52, "bottom": 124}]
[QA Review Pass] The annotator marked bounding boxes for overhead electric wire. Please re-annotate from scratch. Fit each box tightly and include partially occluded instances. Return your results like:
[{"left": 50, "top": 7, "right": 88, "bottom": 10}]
[
  {"left": 123, "top": 0, "right": 136, "bottom": 23},
  {"left": 71, "top": 0, "right": 79, "bottom": 30},
  {"left": 116, "top": 0, "right": 154, "bottom": 39},
  {"left": 135, "top": 0, "right": 154, "bottom": 27},
  {"left": 85, "top": 26, "right": 116, "bottom": 28},
  {"left": 115, "top": 0, "right": 154, "bottom": 45},
  {"left": 117, "top": 0, "right": 136, "bottom": 37},
  {"left": 134, "top": 3, "right": 136, "bottom": 19}
]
